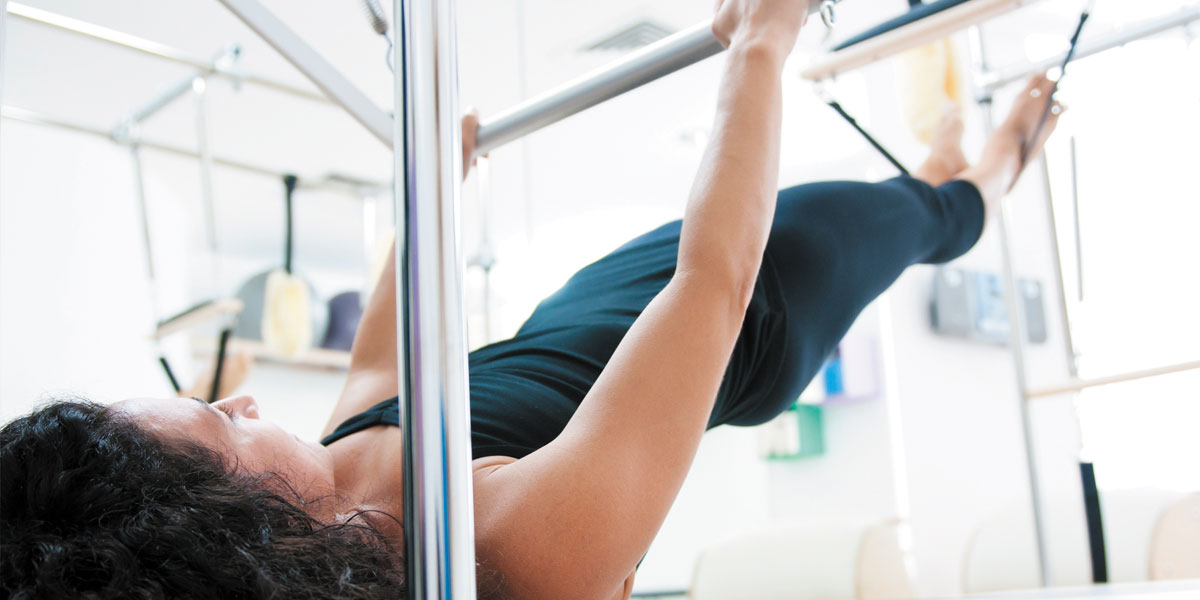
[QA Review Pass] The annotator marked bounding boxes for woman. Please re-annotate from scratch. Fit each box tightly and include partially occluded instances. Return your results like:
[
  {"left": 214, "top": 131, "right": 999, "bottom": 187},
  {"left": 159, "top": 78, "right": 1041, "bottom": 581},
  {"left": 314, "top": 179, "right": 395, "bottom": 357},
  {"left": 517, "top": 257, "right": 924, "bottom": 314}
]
[{"left": 1, "top": 0, "right": 1064, "bottom": 596}]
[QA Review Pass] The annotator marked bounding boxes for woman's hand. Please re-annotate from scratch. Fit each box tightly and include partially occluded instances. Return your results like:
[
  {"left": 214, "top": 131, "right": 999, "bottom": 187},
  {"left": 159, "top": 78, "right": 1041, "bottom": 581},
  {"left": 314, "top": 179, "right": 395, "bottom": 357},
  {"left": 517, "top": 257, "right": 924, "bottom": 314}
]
[
  {"left": 712, "top": 0, "right": 808, "bottom": 56},
  {"left": 461, "top": 108, "right": 483, "bottom": 181}
]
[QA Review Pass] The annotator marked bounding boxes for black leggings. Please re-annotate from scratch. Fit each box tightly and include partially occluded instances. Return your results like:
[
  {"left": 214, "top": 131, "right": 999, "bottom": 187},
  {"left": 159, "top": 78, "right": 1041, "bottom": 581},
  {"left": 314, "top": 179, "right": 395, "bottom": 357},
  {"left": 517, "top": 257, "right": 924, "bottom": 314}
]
[{"left": 467, "top": 176, "right": 984, "bottom": 458}]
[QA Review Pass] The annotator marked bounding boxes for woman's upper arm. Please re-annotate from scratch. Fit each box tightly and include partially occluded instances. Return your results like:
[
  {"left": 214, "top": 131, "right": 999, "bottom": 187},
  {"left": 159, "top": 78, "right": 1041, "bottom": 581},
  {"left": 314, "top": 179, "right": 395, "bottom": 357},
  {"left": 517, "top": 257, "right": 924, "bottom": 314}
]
[{"left": 473, "top": 273, "right": 750, "bottom": 599}]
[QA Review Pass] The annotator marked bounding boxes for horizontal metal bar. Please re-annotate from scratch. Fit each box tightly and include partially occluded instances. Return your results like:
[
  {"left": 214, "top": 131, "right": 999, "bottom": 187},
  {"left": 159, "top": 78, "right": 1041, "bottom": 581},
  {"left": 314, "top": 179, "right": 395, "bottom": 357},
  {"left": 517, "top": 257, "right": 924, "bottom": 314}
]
[
  {"left": 126, "top": 76, "right": 204, "bottom": 127},
  {"left": 1, "top": 105, "right": 387, "bottom": 193},
  {"left": 802, "top": 0, "right": 1045, "bottom": 81},
  {"left": 630, "top": 589, "right": 689, "bottom": 598},
  {"left": 216, "top": 0, "right": 393, "bottom": 147},
  {"left": 6, "top": 2, "right": 329, "bottom": 104},
  {"left": 474, "top": 20, "right": 724, "bottom": 156},
  {"left": 1028, "top": 359, "right": 1200, "bottom": 399},
  {"left": 981, "top": 6, "right": 1200, "bottom": 93},
  {"left": 474, "top": 1, "right": 856, "bottom": 155},
  {"left": 120, "top": 48, "right": 238, "bottom": 133}
]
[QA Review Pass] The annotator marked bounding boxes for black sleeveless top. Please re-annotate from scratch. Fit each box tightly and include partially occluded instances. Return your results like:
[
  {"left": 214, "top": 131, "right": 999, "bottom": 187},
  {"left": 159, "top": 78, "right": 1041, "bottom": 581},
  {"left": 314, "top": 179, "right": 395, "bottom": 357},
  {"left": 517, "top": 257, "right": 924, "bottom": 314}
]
[
  {"left": 321, "top": 177, "right": 985, "bottom": 461},
  {"left": 321, "top": 217, "right": 789, "bottom": 460},
  {"left": 319, "top": 221, "right": 685, "bottom": 460},
  {"left": 318, "top": 300, "right": 658, "bottom": 460}
]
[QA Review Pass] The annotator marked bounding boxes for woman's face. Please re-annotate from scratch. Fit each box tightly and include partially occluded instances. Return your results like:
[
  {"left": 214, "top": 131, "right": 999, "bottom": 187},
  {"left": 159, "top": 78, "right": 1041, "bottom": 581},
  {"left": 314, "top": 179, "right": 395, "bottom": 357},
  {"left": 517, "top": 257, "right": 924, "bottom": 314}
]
[{"left": 114, "top": 395, "right": 335, "bottom": 494}]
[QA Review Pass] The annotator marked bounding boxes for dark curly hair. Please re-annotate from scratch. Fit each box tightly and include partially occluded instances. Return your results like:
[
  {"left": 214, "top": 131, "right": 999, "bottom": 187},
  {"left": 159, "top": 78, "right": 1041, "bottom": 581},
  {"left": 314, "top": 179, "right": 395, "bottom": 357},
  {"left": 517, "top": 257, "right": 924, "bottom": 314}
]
[{"left": 0, "top": 398, "right": 406, "bottom": 599}]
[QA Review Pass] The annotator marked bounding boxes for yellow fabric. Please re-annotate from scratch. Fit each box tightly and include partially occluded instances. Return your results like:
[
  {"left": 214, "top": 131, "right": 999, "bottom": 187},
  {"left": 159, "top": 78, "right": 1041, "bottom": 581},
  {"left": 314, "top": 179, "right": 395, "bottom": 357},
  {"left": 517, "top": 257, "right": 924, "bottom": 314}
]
[
  {"left": 262, "top": 269, "right": 313, "bottom": 358},
  {"left": 898, "top": 37, "right": 964, "bottom": 145}
]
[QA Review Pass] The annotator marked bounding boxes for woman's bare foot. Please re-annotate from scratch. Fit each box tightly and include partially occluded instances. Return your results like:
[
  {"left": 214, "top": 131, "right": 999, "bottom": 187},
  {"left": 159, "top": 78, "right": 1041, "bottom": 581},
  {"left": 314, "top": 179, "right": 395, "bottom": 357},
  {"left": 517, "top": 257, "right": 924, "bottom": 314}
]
[
  {"left": 998, "top": 73, "right": 1066, "bottom": 174},
  {"left": 954, "top": 73, "right": 1066, "bottom": 219},
  {"left": 914, "top": 103, "right": 970, "bottom": 186}
]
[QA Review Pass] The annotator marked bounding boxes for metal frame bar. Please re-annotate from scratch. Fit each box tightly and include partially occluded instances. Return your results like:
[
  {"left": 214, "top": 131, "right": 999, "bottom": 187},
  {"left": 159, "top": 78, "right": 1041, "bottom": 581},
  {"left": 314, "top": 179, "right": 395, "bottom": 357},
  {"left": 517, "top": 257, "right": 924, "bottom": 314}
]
[
  {"left": 969, "top": 9, "right": 1200, "bottom": 589},
  {"left": 802, "top": 0, "right": 1045, "bottom": 81},
  {"left": 0, "top": 106, "right": 384, "bottom": 193},
  {"left": 6, "top": 2, "right": 327, "bottom": 104},
  {"left": 215, "top": 0, "right": 393, "bottom": 146},
  {"left": 473, "top": 20, "right": 723, "bottom": 156},
  {"left": 473, "top": 0, "right": 845, "bottom": 157},
  {"left": 129, "top": 143, "right": 157, "bottom": 284},
  {"left": 116, "top": 50, "right": 238, "bottom": 253},
  {"left": 980, "top": 5, "right": 1200, "bottom": 93},
  {"left": 394, "top": 0, "right": 477, "bottom": 596},
  {"left": 195, "top": 77, "right": 220, "bottom": 252},
  {"left": 967, "top": 24, "right": 1052, "bottom": 588},
  {"left": 120, "top": 74, "right": 207, "bottom": 131},
  {"left": 1038, "top": 157, "right": 1080, "bottom": 380}
]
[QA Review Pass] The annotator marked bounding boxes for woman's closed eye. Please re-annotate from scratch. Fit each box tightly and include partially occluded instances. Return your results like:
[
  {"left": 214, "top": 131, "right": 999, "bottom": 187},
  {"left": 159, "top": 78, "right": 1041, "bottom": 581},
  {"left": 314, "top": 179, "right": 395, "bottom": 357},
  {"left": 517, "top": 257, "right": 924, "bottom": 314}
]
[
  {"left": 205, "top": 399, "right": 240, "bottom": 424},
  {"left": 217, "top": 406, "right": 239, "bottom": 423}
]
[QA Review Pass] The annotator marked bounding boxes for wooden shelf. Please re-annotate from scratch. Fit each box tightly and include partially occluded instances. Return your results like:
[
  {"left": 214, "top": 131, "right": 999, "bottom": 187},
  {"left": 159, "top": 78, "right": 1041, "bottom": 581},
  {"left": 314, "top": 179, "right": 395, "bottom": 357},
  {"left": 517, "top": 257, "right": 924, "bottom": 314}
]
[
  {"left": 1028, "top": 359, "right": 1200, "bottom": 399},
  {"left": 192, "top": 337, "right": 351, "bottom": 372}
]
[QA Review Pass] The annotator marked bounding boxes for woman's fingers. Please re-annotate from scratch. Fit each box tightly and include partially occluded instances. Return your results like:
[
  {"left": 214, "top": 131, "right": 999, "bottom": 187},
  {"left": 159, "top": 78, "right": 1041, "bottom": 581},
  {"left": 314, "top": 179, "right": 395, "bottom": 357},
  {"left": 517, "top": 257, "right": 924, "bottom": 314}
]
[
  {"left": 710, "top": 0, "right": 808, "bottom": 52},
  {"left": 711, "top": 0, "right": 733, "bottom": 47},
  {"left": 462, "top": 108, "right": 480, "bottom": 138},
  {"left": 1023, "top": 71, "right": 1048, "bottom": 93},
  {"left": 462, "top": 108, "right": 481, "bottom": 179}
]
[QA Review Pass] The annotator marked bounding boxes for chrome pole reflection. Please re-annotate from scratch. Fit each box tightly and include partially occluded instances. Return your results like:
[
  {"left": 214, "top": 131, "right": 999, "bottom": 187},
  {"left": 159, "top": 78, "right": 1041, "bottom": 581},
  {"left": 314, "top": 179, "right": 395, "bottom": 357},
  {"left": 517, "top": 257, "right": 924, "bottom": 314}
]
[{"left": 393, "top": 0, "right": 477, "bottom": 597}]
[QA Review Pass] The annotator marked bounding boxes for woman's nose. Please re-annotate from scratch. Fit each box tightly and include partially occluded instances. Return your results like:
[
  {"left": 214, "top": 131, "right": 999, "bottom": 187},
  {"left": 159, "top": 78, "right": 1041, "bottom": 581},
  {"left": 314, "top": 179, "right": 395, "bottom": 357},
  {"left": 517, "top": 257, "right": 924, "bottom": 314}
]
[{"left": 219, "top": 395, "right": 259, "bottom": 419}]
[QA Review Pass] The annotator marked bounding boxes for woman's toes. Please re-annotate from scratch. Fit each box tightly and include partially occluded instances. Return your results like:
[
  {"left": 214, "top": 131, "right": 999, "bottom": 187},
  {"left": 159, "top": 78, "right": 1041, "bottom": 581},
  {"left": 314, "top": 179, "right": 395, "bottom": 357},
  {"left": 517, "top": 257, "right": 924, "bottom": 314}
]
[
  {"left": 928, "top": 103, "right": 969, "bottom": 174},
  {"left": 937, "top": 103, "right": 964, "bottom": 133},
  {"left": 1023, "top": 72, "right": 1050, "bottom": 94}
]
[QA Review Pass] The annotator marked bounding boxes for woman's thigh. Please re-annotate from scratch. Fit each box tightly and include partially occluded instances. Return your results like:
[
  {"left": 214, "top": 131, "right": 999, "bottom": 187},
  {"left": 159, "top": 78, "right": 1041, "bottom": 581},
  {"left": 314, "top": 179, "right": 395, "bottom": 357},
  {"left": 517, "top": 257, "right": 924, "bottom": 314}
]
[{"left": 723, "top": 177, "right": 984, "bottom": 425}]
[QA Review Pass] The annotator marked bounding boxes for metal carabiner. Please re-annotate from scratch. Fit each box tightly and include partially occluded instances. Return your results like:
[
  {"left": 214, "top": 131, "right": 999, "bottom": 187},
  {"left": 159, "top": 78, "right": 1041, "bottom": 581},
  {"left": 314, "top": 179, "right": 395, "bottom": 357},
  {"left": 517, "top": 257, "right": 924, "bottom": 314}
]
[{"left": 820, "top": 0, "right": 837, "bottom": 28}]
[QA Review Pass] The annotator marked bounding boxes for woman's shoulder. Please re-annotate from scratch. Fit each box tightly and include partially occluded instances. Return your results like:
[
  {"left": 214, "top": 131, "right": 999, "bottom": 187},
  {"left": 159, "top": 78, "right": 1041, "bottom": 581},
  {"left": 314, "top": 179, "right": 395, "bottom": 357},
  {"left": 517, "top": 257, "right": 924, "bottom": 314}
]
[{"left": 470, "top": 455, "right": 636, "bottom": 600}]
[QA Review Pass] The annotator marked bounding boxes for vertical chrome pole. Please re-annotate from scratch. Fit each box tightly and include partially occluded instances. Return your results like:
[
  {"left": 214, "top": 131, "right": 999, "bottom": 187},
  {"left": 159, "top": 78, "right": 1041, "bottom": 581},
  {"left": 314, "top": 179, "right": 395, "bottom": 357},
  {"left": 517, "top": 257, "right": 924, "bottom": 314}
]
[
  {"left": 968, "top": 25, "right": 1051, "bottom": 588},
  {"left": 393, "top": 0, "right": 477, "bottom": 597}
]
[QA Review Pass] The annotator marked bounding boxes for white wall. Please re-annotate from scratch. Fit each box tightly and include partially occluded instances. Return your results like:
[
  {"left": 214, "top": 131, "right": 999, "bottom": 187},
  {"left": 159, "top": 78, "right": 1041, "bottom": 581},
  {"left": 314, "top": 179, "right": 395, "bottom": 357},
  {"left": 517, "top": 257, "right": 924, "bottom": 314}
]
[{"left": 1, "top": 121, "right": 185, "bottom": 419}]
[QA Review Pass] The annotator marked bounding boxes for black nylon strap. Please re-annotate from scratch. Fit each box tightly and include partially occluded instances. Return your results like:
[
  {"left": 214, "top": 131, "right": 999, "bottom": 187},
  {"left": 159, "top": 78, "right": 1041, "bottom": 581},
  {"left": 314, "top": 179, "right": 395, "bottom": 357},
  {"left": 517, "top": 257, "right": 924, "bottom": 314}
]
[{"left": 826, "top": 99, "right": 911, "bottom": 176}]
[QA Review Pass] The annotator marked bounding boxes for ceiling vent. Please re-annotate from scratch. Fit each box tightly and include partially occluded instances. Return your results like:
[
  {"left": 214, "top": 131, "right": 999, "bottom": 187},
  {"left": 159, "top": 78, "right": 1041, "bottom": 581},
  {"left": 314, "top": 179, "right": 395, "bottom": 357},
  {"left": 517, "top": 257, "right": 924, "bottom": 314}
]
[{"left": 584, "top": 20, "right": 675, "bottom": 52}]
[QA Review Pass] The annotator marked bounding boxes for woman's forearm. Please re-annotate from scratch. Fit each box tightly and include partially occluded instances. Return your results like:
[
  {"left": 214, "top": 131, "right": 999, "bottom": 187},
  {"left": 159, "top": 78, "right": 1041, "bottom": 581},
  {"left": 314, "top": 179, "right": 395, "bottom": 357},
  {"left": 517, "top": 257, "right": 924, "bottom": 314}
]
[
  {"left": 343, "top": 112, "right": 478, "bottom": 380},
  {"left": 676, "top": 41, "right": 786, "bottom": 300},
  {"left": 348, "top": 247, "right": 398, "bottom": 375},
  {"left": 322, "top": 246, "right": 398, "bottom": 437}
]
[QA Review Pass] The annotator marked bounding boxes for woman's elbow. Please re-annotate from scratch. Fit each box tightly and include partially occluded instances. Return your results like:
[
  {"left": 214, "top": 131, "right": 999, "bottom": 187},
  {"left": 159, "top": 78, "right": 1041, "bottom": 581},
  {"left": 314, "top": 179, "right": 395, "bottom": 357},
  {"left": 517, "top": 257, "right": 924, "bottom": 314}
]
[{"left": 673, "top": 260, "right": 759, "bottom": 322}]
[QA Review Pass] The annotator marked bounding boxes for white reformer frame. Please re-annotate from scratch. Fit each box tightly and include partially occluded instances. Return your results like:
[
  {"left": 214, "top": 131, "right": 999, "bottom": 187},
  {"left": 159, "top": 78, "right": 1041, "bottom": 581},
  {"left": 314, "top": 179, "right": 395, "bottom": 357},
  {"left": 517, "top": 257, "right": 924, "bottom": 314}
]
[{"left": 801, "top": 0, "right": 1047, "bottom": 81}]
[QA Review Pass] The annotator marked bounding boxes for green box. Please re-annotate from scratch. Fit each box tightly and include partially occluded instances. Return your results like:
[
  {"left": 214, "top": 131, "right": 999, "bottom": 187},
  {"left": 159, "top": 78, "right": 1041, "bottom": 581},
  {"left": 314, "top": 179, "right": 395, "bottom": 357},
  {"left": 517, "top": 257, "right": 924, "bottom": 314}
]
[{"left": 760, "top": 403, "right": 825, "bottom": 460}]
